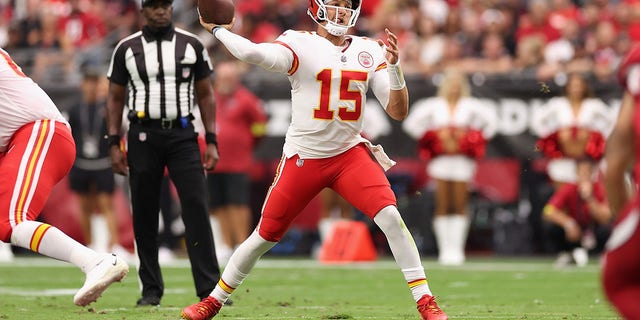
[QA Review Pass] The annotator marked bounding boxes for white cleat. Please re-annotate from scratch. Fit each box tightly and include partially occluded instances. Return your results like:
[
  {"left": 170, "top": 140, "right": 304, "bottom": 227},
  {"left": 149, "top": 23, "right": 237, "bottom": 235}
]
[
  {"left": 0, "top": 242, "right": 14, "bottom": 263},
  {"left": 74, "top": 253, "right": 129, "bottom": 306}
]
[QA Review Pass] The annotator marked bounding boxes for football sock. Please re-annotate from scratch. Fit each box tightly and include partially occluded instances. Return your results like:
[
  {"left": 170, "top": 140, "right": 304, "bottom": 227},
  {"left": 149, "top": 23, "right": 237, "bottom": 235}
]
[
  {"left": 11, "top": 221, "right": 101, "bottom": 273},
  {"left": 374, "top": 205, "right": 432, "bottom": 301},
  {"left": 211, "top": 230, "right": 276, "bottom": 303}
]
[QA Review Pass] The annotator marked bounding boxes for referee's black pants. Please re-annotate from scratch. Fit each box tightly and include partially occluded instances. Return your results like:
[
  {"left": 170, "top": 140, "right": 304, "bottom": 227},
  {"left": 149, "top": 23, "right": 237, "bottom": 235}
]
[{"left": 127, "top": 123, "right": 220, "bottom": 301}]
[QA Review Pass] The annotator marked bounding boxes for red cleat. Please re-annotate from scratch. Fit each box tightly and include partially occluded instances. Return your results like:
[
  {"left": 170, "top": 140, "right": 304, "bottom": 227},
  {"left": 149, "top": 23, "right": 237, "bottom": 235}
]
[
  {"left": 417, "top": 294, "right": 448, "bottom": 320},
  {"left": 181, "top": 296, "right": 223, "bottom": 320}
]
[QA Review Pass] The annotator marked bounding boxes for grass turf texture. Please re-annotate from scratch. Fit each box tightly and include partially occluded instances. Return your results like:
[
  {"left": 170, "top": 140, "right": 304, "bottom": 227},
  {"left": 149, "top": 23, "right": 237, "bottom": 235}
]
[{"left": 0, "top": 257, "right": 620, "bottom": 319}]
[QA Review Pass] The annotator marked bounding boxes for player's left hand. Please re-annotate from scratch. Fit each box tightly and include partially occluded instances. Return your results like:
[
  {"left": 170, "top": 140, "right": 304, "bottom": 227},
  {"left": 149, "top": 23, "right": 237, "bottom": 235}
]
[
  {"left": 203, "top": 144, "right": 219, "bottom": 171},
  {"left": 377, "top": 28, "right": 399, "bottom": 65}
]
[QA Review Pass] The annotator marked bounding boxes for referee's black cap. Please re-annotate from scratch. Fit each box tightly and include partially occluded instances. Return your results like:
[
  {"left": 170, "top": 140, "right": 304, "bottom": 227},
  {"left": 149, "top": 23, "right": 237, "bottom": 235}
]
[{"left": 141, "top": 0, "right": 173, "bottom": 7}]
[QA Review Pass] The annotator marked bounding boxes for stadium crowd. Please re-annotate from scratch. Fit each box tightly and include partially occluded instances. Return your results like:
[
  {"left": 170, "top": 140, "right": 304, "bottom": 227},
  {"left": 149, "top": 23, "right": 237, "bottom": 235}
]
[
  {"left": 0, "top": 0, "right": 638, "bottom": 82},
  {"left": 0, "top": 0, "right": 633, "bottom": 262}
]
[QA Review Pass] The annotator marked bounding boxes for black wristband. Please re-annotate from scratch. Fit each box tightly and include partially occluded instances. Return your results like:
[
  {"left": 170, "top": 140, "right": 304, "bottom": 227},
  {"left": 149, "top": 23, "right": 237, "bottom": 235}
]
[
  {"left": 105, "top": 134, "right": 121, "bottom": 148},
  {"left": 205, "top": 132, "right": 218, "bottom": 147}
]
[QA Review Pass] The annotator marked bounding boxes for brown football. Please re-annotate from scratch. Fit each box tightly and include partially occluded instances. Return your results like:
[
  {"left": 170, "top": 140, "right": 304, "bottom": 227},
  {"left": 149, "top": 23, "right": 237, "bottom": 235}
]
[{"left": 198, "top": 0, "right": 235, "bottom": 25}]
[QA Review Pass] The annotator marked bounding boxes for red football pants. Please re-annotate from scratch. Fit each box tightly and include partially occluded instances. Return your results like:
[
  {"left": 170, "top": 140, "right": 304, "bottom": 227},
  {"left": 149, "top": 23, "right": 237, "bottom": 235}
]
[
  {"left": 602, "top": 196, "right": 640, "bottom": 320},
  {"left": 258, "top": 144, "right": 397, "bottom": 242},
  {"left": 0, "top": 120, "right": 75, "bottom": 242}
]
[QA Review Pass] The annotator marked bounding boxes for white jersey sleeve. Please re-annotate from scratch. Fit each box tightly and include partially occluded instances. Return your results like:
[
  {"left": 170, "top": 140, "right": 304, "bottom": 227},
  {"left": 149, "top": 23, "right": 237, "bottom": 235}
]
[
  {"left": 0, "top": 49, "right": 67, "bottom": 152},
  {"left": 215, "top": 28, "right": 293, "bottom": 74}
]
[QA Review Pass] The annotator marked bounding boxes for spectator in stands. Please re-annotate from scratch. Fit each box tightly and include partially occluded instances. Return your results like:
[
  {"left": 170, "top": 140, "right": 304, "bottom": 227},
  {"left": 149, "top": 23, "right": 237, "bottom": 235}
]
[
  {"left": 515, "top": 0, "right": 561, "bottom": 45},
  {"left": 403, "top": 14, "right": 445, "bottom": 75},
  {"left": 402, "top": 69, "right": 498, "bottom": 265},
  {"left": 94, "top": 0, "right": 139, "bottom": 48},
  {"left": 544, "top": 19, "right": 579, "bottom": 67},
  {"left": 459, "top": 31, "right": 514, "bottom": 74},
  {"left": 437, "top": 34, "right": 467, "bottom": 72},
  {"left": 31, "top": 12, "right": 71, "bottom": 82},
  {"left": 543, "top": 158, "right": 611, "bottom": 267},
  {"left": 56, "top": 0, "right": 106, "bottom": 51},
  {"left": 67, "top": 61, "right": 128, "bottom": 257},
  {"left": 238, "top": 13, "right": 281, "bottom": 43},
  {"left": 514, "top": 35, "right": 558, "bottom": 80},
  {"left": 587, "top": 20, "right": 620, "bottom": 81},
  {"left": 368, "top": 0, "right": 416, "bottom": 48},
  {"left": 547, "top": 0, "right": 580, "bottom": 33},
  {"left": 207, "top": 61, "right": 267, "bottom": 265},
  {"left": 532, "top": 72, "right": 615, "bottom": 188},
  {"left": 12, "top": 0, "right": 45, "bottom": 49},
  {"left": 4, "top": 22, "right": 23, "bottom": 51}
]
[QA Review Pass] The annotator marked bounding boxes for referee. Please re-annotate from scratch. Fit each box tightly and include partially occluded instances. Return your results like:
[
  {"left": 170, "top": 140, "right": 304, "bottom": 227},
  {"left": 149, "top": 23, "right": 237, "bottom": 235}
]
[{"left": 105, "top": 0, "right": 221, "bottom": 306}]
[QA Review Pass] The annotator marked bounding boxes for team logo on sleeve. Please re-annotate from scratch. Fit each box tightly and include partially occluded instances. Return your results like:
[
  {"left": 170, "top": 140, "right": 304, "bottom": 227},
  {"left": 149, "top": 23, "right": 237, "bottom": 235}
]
[{"left": 358, "top": 52, "right": 373, "bottom": 68}]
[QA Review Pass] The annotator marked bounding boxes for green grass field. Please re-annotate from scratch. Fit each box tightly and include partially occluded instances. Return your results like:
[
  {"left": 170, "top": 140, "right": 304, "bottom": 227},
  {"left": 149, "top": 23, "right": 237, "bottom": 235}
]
[{"left": 0, "top": 256, "right": 621, "bottom": 320}]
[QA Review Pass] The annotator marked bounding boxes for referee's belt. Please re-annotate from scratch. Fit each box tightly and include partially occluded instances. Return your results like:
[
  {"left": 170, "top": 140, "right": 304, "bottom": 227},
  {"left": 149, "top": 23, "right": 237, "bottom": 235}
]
[{"left": 132, "top": 115, "right": 194, "bottom": 130}]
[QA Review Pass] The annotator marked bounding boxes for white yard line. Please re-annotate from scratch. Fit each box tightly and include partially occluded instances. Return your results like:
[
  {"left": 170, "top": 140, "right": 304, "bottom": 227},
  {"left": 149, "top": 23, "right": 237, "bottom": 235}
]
[{"left": 0, "top": 257, "right": 599, "bottom": 272}]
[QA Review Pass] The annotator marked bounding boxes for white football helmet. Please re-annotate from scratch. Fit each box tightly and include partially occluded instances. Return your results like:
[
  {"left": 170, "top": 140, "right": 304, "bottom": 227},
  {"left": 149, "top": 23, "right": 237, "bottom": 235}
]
[{"left": 307, "top": 0, "right": 361, "bottom": 36}]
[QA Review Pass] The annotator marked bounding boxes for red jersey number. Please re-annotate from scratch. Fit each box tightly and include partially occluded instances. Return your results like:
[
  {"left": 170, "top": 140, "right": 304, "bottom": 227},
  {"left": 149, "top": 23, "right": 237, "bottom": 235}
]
[
  {"left": 313, "top": 69, "right": 368, "bottom": 121},
  {"left": 0, "top": 50, "right": 27, "bottom": 78}
]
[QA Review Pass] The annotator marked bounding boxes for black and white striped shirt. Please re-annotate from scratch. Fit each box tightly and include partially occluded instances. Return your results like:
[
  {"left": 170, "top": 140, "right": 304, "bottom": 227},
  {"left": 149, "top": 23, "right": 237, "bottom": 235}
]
[{"left": 107, "top": 25, "right": 212, "bottom": 120}]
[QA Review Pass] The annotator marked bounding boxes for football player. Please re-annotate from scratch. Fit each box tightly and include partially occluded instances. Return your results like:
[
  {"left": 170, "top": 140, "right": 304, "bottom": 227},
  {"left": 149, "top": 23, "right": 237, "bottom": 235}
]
[
  {"left": 181, "top": 0, "right": 448, "bottom": 319},
  {"left": 601, "top": 44, "right": 640, "bottom": 319},
  {"left": 0, "top": 48, "right": 129, "bottom": 306}
]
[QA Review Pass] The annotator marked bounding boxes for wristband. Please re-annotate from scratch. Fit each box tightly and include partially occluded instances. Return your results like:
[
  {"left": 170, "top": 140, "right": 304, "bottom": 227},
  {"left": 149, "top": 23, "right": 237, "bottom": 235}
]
[
  {"left": 212, "top": 26, "right": 222, "bottom": 37},
  {"left": 205, "top": 132, "right": 218, "bottom": 147},
  {"left": 387, "top": 61, "right": 406, "bottom": 90},
  {"left": 105, "top": 134, "right": 121, "bottom": 148}
]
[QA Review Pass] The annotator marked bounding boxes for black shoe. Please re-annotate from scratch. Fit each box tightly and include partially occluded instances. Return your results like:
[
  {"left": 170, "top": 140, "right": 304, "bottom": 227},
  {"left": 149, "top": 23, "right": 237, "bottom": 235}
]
[{"left": 136, "top": 296, "right": 160, "bottom": 307}]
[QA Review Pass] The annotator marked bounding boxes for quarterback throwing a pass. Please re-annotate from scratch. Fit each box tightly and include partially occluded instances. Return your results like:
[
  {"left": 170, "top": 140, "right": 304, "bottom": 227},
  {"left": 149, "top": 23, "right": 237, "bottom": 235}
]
[{"left": 181, "top": 0, "right": 448, "bottom": 319}]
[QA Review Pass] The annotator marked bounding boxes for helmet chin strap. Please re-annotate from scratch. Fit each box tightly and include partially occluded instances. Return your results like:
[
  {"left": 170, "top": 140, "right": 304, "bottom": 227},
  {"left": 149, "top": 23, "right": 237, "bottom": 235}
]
[{"left": 320, "top": 21, "right": 349, "bottom": 36}]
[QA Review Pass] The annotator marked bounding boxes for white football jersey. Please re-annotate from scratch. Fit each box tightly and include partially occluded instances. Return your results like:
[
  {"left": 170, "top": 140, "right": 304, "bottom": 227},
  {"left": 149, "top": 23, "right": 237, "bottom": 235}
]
[
  {"left": 0, "top": 49, "right": 67, "bottom": 152},
  {"left": 274, "top": 31, "right": 390, "bottom": 159}
]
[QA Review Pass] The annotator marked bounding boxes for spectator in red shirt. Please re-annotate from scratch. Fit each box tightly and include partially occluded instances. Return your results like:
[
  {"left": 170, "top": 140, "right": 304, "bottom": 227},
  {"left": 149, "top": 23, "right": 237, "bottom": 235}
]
[
  {"left": 515, "top": 0, "right": 561, "bottom": 45},
  {"left": 542, "top": 159, "right": 612, "bottom": 267},
  {"left": 207, "top": 61, "right": 267, "bottom": 265},
  {"left": 56, "top": 0, "right": 106, "bottom": 50}
]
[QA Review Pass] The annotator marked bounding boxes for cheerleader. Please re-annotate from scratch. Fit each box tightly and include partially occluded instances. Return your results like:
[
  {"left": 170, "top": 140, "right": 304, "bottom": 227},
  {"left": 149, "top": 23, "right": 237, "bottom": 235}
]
[
  {"left": 532, "top": 72, "right": 615, "bottom": 187},
  {"left": 403, "top": 69, "right": 498, "bottom": 265}
]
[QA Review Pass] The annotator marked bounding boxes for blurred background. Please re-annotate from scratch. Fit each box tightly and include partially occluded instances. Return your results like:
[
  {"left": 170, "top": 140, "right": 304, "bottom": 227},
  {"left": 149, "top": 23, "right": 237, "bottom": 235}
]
[{"left": 0, "top": 0, "right": 631, "bottom": 261}]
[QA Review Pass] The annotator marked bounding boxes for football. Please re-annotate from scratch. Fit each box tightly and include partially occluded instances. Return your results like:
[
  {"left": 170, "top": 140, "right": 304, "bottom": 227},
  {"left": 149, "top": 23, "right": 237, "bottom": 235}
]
[{"left": 198, "top": 0, "right": 235, "bottom": 25}]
